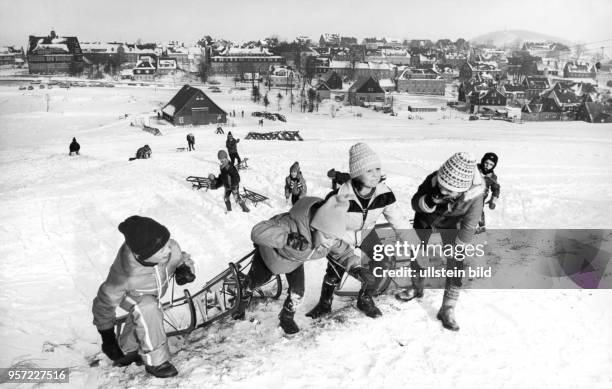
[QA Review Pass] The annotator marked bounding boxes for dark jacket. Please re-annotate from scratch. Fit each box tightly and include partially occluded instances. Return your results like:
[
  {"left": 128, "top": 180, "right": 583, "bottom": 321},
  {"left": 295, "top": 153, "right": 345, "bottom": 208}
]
[
  {"left": 226, "top": 137, "right": 239, "bottom": 154},
  {"left": 214, "top": 163, "right": 240, "bottom": 189},
  {"left": 251, "top": 197, "right": 359, "bottom": 274},
  {"left": 285, "top": 173, "right": 307, "bottom": 198},
  {"left": 477, "top": 163, "right": 500, "bottom": 199},
  {"left": 69, "top": 138, "right": 80, "bottom": 152},
  {"left": 411, "top": 171, "right": 485, "bottom": 244},
  {"left": 135, "top": 145, "right": 151, "bottom": 159},
  {"left": 186, "top": 133, "right": 195, "bottom": 144}
]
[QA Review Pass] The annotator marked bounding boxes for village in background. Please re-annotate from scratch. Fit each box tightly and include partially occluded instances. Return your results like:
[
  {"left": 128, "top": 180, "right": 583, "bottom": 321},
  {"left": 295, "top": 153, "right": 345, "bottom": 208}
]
[{"left": 1, "top": 29, "right": 611, "bottom": 123}]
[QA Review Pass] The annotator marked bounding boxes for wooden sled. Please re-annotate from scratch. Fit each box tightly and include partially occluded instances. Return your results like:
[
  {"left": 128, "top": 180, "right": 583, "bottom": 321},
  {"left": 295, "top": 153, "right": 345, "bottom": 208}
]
[
  {"left": 236, "top": 158, "right": 249, "bottom": 170},
  {"left": 242, "top": 187, "right": 270, "bottom": 207},
  {"left": 186, "top": 176, "right": 215, "bottom": 190}
]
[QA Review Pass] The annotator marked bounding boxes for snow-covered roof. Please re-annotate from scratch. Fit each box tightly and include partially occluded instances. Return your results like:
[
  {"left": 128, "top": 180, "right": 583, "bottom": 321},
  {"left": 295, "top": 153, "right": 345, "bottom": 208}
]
[
  {"left": 219, "top": 47, "right": 273, "bottom": 56},
  {"left": 162, "top": 104, "right": 175, "bottom": 116},
  {"left": 378, "top": 79, "right": 395, "bottom": 88}
]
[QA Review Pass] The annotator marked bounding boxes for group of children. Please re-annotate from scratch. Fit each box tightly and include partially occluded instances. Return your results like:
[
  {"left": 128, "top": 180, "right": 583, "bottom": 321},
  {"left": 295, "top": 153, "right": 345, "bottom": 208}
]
[{"left": 93, "top": 139, "right": 501, "bottom": 378}]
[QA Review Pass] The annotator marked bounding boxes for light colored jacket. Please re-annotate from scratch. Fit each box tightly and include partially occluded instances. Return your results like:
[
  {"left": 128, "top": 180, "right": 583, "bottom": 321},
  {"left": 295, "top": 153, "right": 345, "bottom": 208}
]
[
  {"left": 92, "top": 239, "right": 193, "bottom": 330},
  {"left": 332, "top": 180, "right": 411, "bottom": 246},
  {"left": 251, "top": 197, "right": 360, "bottom": 274}
]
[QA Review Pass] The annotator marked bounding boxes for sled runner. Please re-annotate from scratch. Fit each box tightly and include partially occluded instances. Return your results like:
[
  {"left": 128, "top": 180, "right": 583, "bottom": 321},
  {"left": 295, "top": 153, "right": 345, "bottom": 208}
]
[
  {"left": 114, "top": 251, "right": 282, "bottom": 338},
  {"left": 186, "top": 176, "right": 216, "bottom": 190},
  {"left": 236, "top": 158, "right": 249, "bottom": 170},
  {"left": 242, "top": 187, "right": 270, "bottom": 207}
]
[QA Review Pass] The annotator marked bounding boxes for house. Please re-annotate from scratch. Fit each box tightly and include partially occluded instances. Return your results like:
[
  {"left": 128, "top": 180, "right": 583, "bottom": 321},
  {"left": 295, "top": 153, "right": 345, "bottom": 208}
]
[
  {"left": 500, "top": 84, "right": 527, "bottom": 105},
  {"left": 348, "top": 76, "right": 385, "bottom": 105},
  {"left": 315, "top": 82, "right": 331, "bottom": 100},
  {"left": 267, "top": 65, "right": 296, "bottom": 88},
  {"left": 318, "top": 70, "right": 343, "bottom": 89},
  {"left": 541, "top": 83, "right": 582, "bottom": 112},
  {"left": 522, "top": 76, "right": 550, "bottom": 99},
  {"left": 459, "top": 62, "right": 501, "bottom": 82},
  {"left": 564, "top": 62, "right": 596, "bottom": 79},
  {"left": 27, "top": 30, "right": 84, "bottom": 75},
  {"left": 521, "top": 96, "right": 562, "bottom": 121},
  {"left": 410, "top": 53, "right": 437, "bottom": 69},
  {"left": 469, "top": 88, "right": 507, "bottom": 113},
  {"left": 396, "top": 68, "right": 445, "bottom": 95},
  {"left": 0, "top": 46, "right": 25, "bottom": 67},
  {"left": 162, "top": 84, "right": 227, "bottom": 126},
  {"left": 576, "top": 102, "right": 612, "bottom": 123},
  {"left": 210, "top": 46, "right": 285, "bottom": 77},
  {"left": 132, "top": 58, "right": 156, "bottom": 80},
  {"left": 157, "top": 57, "right": 178, "bottom": 75},
  {"left": 378, "top": 78, "right": 396, "bottom": 92},
  {"left": 319, "top": 34, "right": 341, "bottom": 47},
  {"left": 596, "top": 63, "right": 612, "bottom": 86}
]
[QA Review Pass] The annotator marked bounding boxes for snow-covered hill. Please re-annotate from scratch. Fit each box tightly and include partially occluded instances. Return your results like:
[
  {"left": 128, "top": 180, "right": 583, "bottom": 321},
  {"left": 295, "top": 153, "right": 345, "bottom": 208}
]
[{"left": 0, "top": 82, "right": 611, "bottom": 388}]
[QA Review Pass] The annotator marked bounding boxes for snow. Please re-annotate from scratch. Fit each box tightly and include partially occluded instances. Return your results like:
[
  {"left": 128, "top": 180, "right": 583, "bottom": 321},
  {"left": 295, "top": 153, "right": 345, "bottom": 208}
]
[{"left": 0, "top": 81, "right": 611, "bottom": 388}]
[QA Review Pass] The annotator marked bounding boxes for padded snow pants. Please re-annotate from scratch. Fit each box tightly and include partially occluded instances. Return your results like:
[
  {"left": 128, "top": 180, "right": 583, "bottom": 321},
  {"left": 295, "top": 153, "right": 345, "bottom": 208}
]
[{"left": 119, "top": 295, "right": 170, "bottom": 367}]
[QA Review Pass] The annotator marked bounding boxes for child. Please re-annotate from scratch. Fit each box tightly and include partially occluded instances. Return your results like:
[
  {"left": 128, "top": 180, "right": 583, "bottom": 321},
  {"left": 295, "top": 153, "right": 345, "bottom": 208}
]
[
  {"left": 307, "top": 143, "right": 411, "bottom": 319},
  {"left": 397, "top": 152, "right": 484, "bottom": 331},
  {"left": 92, "top": 216, "right": 196, "bottom": 378},
  {"left": 238, "top": 195, "right": 375, "bottom": 334},
  {"left": 476, "top": 152, "right": 501, "bottom": 233},
  {"left": 69, "top": 137, "right": 80, "bottom": 156},
  {"left": 284, "top": 162, "right": 307, "bottom": 205},
  {"left": 129, "top": 145, "right": 151, "bottom": 161},
  {"left": 226, "top": 132, "right": 241, "bottom": 166},
  {"left": 186, "top": 133, "right": 195, "bottom": 151},
  {"left": 209, "top": 150, "right": 249, "bottom": 212}
]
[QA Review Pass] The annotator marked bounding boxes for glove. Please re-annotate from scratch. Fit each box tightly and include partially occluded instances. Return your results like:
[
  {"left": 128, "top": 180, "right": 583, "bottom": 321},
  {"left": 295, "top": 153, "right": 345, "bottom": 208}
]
[
  {"left": 286, "top": 232, "right": 309, "bottom": 251},
  {"left": 175, "top": 263, "right": 196, "bottom": 285},
  {"left": 425, "top": 185, "right": 451, "bottom": 207},
  {"left": 98, "top": 328, "right": 124, "bottom": 361},
  {"left": 208, "top": 174, "right": 216, "bottom": 181},
  {"left": 489, "top": 200, "right": 496, "bottom": 210},
  {"left": 348, "top": 266, "right": 377, "bottom": 288}
]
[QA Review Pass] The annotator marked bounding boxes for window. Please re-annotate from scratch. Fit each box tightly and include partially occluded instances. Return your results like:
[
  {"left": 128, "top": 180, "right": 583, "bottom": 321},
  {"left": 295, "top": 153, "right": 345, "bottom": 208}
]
[{"left": 178, "top": 117, "right": 184, "bottom": 124}]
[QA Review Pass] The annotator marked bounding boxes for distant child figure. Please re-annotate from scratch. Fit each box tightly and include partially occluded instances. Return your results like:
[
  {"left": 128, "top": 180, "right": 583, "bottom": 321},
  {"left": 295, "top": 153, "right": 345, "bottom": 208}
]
[
  {"left": 129, "top": 145, "right": 152, "bottom": 161},
  {"left": 186, "top": 133, "right": 195, "bottom": 151},
  {"left": 285, "top": 162, "right": 307, "bottom": 205},
  {"left": 258, "top": 119, "right": 264, "bottom": 126},
  {"left": 69, "top": 137, "right": 80, "bottom": 156},
  {"left": 92, "top": 215, "right": 196, "bottom": 378},
  {"left": 226, "top": 132, "right": 241, "bottom": 166},
  {"left": 209, "top": 150, "right": 249, "bottom": 213},
  {"left": 241, "top": 110, "right": 244, "bottom": 118},
  {"left": 216, "top": 126, "right": 224, "bottom": 135},
  {"left": 476, "top": 152, "right": 501, "bottom": 233},
  {"left": 326, "top": 168, "right": 351, "bottom": 191}
]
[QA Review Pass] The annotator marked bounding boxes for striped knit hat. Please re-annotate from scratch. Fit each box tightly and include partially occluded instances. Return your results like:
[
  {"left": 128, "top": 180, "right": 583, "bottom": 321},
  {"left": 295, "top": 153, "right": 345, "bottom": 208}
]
[
  {"left": 437, "top": 152, "right": 477, "bottom": 193},
  {"left": 349, "top": 143, "right": 381, "bottom": 178}
]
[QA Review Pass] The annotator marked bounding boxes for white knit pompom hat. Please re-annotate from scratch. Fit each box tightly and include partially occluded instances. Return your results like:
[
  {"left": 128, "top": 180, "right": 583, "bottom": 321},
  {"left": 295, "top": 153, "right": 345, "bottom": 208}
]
[
  {"left": 437, "top": 152, "right": 477, "bottom": 192},
  {"left": 349, "top": 143, "right": 381, "bottom": 178}
]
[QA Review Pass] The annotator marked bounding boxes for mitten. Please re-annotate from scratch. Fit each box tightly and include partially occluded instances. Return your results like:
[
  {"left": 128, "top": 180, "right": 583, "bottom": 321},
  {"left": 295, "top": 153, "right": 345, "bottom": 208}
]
[
  {"left": 175, "top": 263, "right": 196, "bottom": 285},
  {"left": 489, "top": 200, "right": 496, "bottom": 210},
  {"left": 286, "top": 232, "right": 309, "bottom": 251}
]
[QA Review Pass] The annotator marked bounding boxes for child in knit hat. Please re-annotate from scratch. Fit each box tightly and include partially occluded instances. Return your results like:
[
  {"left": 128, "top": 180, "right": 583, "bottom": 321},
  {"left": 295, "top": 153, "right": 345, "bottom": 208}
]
[
  {"left": 307, "top": 143, "right": 411, "bottom": 320},
  {"left": 225, "top": 132, "right": 242, "bottom": 166},
  {"left": 396, "top": 152, "right": 485, "bottom": 331},
  {"left": 92, "top": 216, "right": 196, "bottom": 378},
  {"left": 476, "top": 152, "right": 501, "bottom": 233},
  {"left": 209, "top": 150, "right": 250, "bottom": 213},
  {"left": 238, "top": 195, "right": 376, "bottom": 334},
  {"left": 284, "top": 162, "right": 307, "bottom": 205}
]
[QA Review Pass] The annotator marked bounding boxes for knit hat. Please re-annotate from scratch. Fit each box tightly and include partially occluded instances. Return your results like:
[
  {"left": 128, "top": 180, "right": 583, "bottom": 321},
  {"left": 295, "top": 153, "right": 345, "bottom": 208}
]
[
  {"left": 217, "top": 149, "right": 228, "bottom": 159},
  {"left": 481, "top": 152, "right": 498, "bottom": 169},
  {"left": 349, "top": 143, "right": 381, "bottom": 178},
  {"left": 311, "top": 195, "right": 349, "bottom": 240},
  {"left": 290, "top": 161, "right": 300, "bottom": 174},
  {"left": 227, "top": 132, "right": 233, "bottom": 138},
  {"left": 118, "top": 216, "right": 170, "bottom": 261},
  {"left": 437, "top": 152, "right": 477, "bottom": 193}
]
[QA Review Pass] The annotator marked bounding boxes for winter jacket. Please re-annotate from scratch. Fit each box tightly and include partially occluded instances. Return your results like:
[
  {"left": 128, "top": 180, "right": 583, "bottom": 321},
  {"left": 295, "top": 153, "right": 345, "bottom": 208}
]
[
  {"left": 226, "top": 137, "right": 239, "bottom": 154},
  {"left": 92, "top": 239, "right": 193, "bottom": 331},
  {"left": 326, "top": 180, "right": 411, "bottom": 246},
  {"left": 186, "top": 133, "right": 195, "bottom": 144},
  {"left": 411, "top": 171, "right": 485, "bottom": 244},
  {"left": 69, "top": 138, "right": 80, "bottom": 153},
  {"left": 212, "top": 163, "right": 240, "bottom": 190},
  {"left": 477, "top": 163, "right": 500, "bottom": 200},
  {"left": 135, "top": 145, "right": 151, "bottom": 159},
  {"left": 251, "top": 197, "right": 360, "bottom": 274},
  {"left": 285, "top": 173, "right": 307, "bottom": 199}
]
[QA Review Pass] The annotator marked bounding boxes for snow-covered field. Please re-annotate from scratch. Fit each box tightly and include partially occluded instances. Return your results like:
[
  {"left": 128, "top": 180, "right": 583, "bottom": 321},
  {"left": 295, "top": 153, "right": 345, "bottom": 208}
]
[{"left": 0, "top": 81, "right": 611, "bottom": 389}]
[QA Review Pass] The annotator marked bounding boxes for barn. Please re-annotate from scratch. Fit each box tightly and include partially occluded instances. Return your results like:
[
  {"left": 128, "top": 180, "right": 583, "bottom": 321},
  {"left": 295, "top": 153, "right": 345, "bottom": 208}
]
[{"left": 162, "top": 84, "right": 227, "bottom": 126}]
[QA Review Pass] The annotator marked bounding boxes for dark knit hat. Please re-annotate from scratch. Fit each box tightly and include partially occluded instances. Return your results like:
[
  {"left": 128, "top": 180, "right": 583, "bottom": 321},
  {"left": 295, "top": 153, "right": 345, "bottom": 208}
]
[
  {"left": 118, "top": 216, "right": 170, "bottom": 262},
  {"left": 218, "top": 149, "right": 228, "bottom": 159},
  {"left": 290, "top": 161, "right": 300, "bottom": 174},
  {"left": 481, "top": 152, "right": 498, "bottom": 168}
]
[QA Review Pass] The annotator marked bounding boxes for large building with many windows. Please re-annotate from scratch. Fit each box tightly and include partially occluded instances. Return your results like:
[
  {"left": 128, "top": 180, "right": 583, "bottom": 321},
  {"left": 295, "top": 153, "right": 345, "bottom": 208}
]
[
  {"left": 210, "top": 47, "right": 285, "bottom": 77},
  {"left": 27, "top": 31, "right": 84, "bottom": 75}
]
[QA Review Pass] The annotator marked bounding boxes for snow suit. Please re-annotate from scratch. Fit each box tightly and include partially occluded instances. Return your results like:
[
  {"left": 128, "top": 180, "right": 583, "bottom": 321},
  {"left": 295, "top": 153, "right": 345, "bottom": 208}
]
[
  {"left": 477, "top": 163, "right": 501, "bottom": 228},
  {"left": 226, "top": 134, "right": 241, "bottom": 166},
  {"left": 186, "top": 133, "right": 195, "bottom": 151},
  {"left": 130, "top": 145, "right": 152, "bottom": 160},
  {"left": 69, "top": 137, "right": 80, "bottom": 156},
  {"left": 285, "top": 162, "right": 307, "bottom": 205},
  {"left": 92, "top": 239, "right": 194, "bottom": 366}
]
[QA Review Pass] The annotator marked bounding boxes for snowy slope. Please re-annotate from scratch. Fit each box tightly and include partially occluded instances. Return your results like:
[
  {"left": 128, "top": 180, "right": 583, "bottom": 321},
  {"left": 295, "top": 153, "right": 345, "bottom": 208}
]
[{"left": 0, "top": 82, "right": 611, "bottom": 389}]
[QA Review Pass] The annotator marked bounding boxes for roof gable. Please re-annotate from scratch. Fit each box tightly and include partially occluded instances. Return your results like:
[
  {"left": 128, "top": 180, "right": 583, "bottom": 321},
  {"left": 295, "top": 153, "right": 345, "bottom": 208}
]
[
  {"left": 163, "top": 84, "right": 226, "bottom": 117},
  {"left": 349, "top": 76, "right": 384, "bottom": 93}
]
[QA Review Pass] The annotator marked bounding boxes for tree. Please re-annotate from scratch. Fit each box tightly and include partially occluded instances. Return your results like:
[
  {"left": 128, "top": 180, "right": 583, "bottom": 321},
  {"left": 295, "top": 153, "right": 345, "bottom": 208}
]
[
  {"left": 198, "top": 60, "right": 212, "bottom": 82},
  {"left": 454, "top": 38, "right": 469, "bottom": 51},
  {"left": 276, "top": 92, "right": 283, "bottom": 110}
]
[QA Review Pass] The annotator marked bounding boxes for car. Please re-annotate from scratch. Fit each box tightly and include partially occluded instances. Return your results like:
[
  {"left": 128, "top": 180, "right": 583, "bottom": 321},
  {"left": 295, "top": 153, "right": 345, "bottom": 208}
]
[
  {"left": 39, "top": 84, "right": 45, "bottom": 89},
  {"left": 27, "top": 85, "right": 34, "bottom": 90},
  {"left": 18, "top": 86, "right": 27, "bottom": 90},
  {"left": 211, "top": 89, "right": 221, "bottom": 93}
]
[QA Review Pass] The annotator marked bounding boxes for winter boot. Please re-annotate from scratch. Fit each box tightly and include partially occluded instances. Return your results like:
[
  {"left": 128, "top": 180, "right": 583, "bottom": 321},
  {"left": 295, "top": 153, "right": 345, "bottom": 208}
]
[
  {"left": 238, "top": 200, "right": 250, "bottom": 213},
  {"left": 437, "top": 285, "right": 460, "bottom": 331},
  {"left": 395, "top": 261, "right": 424, "bottom": 301},
  {"left": 145, "top": 361, "right": 178, "bottom": 378},
  {"left": 278, "top": 296, "right": 300, "bottom": 334},
  {"left": 224, "top": 200, "right": 232, "bottom": 212},
  {"left": 356, "top": 289, "right": 382, "bottom": 318},
  {"left": 113, "top": 351, "right": 143, "bottom": 367},
  {"left": 305, "top": 278, "right": 337, "bottom": 319}
]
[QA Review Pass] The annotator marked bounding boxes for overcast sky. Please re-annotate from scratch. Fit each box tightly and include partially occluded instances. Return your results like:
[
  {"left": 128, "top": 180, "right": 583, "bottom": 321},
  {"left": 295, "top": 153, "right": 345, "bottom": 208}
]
[{"left": 1, "top": 0, "right": 611, "bottom": 48}]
